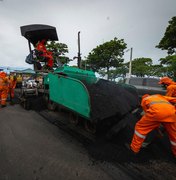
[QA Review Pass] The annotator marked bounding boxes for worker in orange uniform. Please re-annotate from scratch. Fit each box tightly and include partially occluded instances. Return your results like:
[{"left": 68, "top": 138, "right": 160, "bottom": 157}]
[
  {"left": 8, "top": 75, "right": 17, "bottom": 105},
  {"left": 0, "top": 72, "right": 9, "bottom": 108},
  {"left": 46, "top": 51, "right": 54, "bottom": 68},
  {"left": 35, "top": 39, "right": 54, "bottom": 68},
  {"left": 36, "top": 39, "right": 47, "bottom": 54},
  {"left": 158, "top": 77, "right": 176, "bottom": 97},
  {"left": 130, "top": 94, "right": 176, "bottom": 158}
]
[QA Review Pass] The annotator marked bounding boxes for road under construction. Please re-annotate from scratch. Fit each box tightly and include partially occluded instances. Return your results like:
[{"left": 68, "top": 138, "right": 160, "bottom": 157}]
[
  {"left": 0, "top": 94, "right": 175, "bottom": 180},
  {"left": 0, "top": 24, "right": 174, "bottom": 180}
]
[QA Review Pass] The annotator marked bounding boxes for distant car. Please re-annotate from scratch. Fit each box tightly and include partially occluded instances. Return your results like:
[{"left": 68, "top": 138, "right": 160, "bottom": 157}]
[{"left": 124, "top": 77, "right": 166, "bottom": 99}]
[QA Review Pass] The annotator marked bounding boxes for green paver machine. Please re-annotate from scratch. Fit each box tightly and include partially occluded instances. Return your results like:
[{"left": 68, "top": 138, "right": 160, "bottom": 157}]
[{"left": 20, "top": 24, "right": 141, "bottom": 135}]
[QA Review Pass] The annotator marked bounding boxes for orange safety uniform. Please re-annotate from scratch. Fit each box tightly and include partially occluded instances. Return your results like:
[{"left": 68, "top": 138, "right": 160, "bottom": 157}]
[
  {"left": 36, "top": 39, "right": 47, "bottom": 54},
  {"left": 35, "top": 39, "right": 53, "bottom": 68},
  {"left": 130, "top": 94, "right": 176, "bottom": 157},
  {"left": 159, "top": 77, "right": 176, "bottom": 97},
  {"left": 0, "top": 72, "right": 9, "bottom": 106},
  {"left": 46, "top": 51, "right": 53, "bottom": 68},
  {"left": 8, "top": 77, "right": 17, "bottom": 99}
]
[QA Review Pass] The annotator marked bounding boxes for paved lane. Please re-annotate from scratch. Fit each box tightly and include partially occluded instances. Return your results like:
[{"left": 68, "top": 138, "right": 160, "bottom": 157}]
[{"left": 0, "top": 105, "right": 131, "bottom": 180}]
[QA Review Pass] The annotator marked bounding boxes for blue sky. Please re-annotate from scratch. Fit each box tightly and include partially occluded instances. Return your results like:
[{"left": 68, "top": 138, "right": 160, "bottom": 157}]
[{"left": 0, "top": 0, "right": 176, "bottom": 68}]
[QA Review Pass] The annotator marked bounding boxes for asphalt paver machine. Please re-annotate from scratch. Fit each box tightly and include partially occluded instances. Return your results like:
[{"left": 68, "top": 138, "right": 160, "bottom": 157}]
[{"left": 20, "top": 24, "right": 141, "bottom": 136}]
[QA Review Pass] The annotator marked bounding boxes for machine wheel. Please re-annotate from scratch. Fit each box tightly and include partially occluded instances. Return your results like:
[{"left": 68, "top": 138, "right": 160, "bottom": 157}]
[
  {"left": 84, "top": 120, "right": 96, "bottom": 134},
  {"left": 69, "top": 112, "right": 79, "bottom": 125}
]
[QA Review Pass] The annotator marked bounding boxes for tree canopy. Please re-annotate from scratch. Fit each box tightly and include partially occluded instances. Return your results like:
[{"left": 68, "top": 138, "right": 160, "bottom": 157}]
[
  {"left": 156, "top": 16, "right": 176, "bottom": 55},
  {"left": 84, "top": 37, "right": 127, "bottom": 79},
  {"left": 107, "top": 65, "right": 128, "bottom": 81},
  {"left": 159, "top": 55, "right": 176, "bottom": 79},
  {"left": 94, "top": 57, "right": 165, "bottom": 80},
  {"left": 46, "top": 41, "right": 70, "bottom": 67},
  {"left": 130, "top": 58, "right": 152, "bottom": 77}
]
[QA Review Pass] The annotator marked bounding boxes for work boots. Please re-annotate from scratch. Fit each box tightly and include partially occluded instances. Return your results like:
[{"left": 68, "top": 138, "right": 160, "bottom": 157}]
[{"left": 124, "top": 143, "right": 137, "bottom": 155}]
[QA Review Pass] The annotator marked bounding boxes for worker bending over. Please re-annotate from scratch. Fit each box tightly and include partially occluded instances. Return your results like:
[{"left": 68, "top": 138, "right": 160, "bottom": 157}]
[
  {"left": 130, "top": 94, "right": 176, "bottom": 158},
  {"left": 0, "top": 72, "right": 9, "bottom": 108},
  {"left": 159, "top": 77, "right": 176, "bottom": 97}
]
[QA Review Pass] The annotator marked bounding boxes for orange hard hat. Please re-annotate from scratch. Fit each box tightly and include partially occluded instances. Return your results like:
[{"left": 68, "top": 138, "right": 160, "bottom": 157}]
[{"left": 158, "top": 77, "right": 173, "bottom": 85}]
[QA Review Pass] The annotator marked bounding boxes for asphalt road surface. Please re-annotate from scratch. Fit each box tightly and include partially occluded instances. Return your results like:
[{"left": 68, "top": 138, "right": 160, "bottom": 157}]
[{"left": 0, "top": 104, "right": 132, "bottom": 180}]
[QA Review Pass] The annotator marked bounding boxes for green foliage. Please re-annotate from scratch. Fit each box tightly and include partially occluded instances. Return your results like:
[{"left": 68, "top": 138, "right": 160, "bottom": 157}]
[
  {"left": 107, "top": 64, "right": 128, "bottom": 80},
  {"left": 46, "top": 41, "right": 70, "bottom": 67},
  {"left": 81, "top": 60, "right": 91, "bottom": 71},
  {"left": 156, "top": 16, "right": 176, "bottom": 55},
  {"left": 159, "top": 55, "right": 176, "bottom": 78},
  {"left": 156, "top": 16, "right": 176, "bottom": 79},
  {"left": 149, "top": 64, "right": 164, "bottom": 77},
  {"left": 130, "top": 58, "right": 153, "bottom": 77},
  {"left": 98, "top": 69, "right": 107, "bottom": 78},
  {"left": 85, "top": 37, "right": 127, "bottom": 79}
]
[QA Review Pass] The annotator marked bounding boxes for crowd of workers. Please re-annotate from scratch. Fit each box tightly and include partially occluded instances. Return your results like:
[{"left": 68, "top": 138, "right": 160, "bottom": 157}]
[
  {"left": 0, "top": 71, "right": 176, "bottom": 159},
  {"left": 0, "top": 71, "right": 17, "bottom": 108}
]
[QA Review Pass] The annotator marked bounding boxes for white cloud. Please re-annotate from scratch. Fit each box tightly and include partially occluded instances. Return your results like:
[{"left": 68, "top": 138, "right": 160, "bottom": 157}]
[{"left": 0, "top": 0, "right": 175, "bottom": 68}]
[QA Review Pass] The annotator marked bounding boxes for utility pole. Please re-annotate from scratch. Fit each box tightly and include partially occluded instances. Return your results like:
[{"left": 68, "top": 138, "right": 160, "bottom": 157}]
[
  {"left": 129, "top": 47, "right": 133, "bottom": 78},
  {"left": 77, "top": 31, "right": 81, "bottom": 68}
]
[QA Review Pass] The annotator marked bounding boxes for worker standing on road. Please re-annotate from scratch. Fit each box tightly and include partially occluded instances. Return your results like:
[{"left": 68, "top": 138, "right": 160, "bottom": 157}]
[
  {"left": 130, "top": 94, "right": 176, "bottom": 158},
  {"left": 8, "top": 75, "right": 17, "bottom": 105},
  {"left": 159, "top": 77, "right": 176, "bottom": 97},
  {"left": 0, "top": 72, "right": 9, "bottom": 108}
]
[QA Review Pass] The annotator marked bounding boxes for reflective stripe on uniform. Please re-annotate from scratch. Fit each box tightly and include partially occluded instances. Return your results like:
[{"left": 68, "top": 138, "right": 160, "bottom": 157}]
[
  {"left": 149, "top": 101, "right": 171, "bottom": 106},
  {"left": 170, "top": 140, "right": 176, "bottom": 146},
  {"left": 135, "top": 130, "right": 146, "bottom": 139},
  {"left": 143, "top": 95, "right": 157, "bottom": 101}
]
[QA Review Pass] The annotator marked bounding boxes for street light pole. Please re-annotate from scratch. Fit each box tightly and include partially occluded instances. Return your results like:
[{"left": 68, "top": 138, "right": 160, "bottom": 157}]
[
  {"left": 77, "top": 31, "right": 81, "bottom": 68},
  {"left": 129, "top": 47, "right": 133, "bottom": 78}
]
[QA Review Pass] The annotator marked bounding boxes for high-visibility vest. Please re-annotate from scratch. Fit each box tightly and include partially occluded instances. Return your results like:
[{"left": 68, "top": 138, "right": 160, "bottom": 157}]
[
  {"left": 142, "top": 94, "right": 176, "bottom": 122},
  {"left": 0, "top": 77, "right": 9, "bottom": 90},
  {"left": 9, "top": 79, "right": 17, "bottom": 89}
]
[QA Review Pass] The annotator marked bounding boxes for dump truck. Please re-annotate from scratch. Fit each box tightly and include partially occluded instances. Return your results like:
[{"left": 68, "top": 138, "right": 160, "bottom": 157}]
[{"left": 20, "top": 24, "right": 141, "bottom": 136}]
